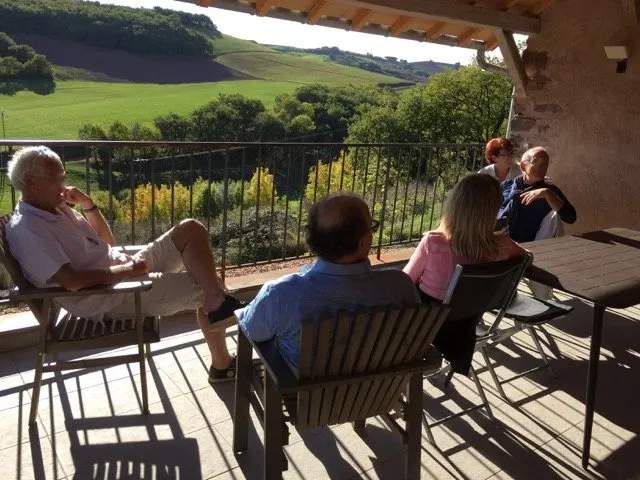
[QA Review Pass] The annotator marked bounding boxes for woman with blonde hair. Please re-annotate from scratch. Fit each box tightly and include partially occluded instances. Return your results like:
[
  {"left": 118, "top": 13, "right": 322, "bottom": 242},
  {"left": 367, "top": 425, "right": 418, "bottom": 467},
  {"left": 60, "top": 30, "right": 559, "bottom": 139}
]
[
  {"left": 404, "top": 173, "right": 525, "bottom": 301},
  {"left": 403, "top": 174, "right": 527, "bottom": 373}
]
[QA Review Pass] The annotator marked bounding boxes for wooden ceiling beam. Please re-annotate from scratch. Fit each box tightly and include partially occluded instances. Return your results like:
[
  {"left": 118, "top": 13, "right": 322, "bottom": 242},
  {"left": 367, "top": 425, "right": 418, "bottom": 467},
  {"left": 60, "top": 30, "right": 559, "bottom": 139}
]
[
  {"left": 495, "top": 28, "right": 527, "bottom": 96},
  {"left": 255, "top": 0, "right": 276, "bottom": 16},
  {"left": 425, "top": 21, "right": 446, "bottom": 40},
  {"left": 389, "top": 15, "right": 412, "bottom": 36},
  {"left": 338, "top": 0, "right": 540, "bottom": 34},
  {"left": 350, "top": 8, "right": 373, "bottom": 31},
  {"left": 457, "top": 27, "right": 479, "bottom": 46},
  {"left": 307, "top": 0, "right": 329, "bottom": 24}
]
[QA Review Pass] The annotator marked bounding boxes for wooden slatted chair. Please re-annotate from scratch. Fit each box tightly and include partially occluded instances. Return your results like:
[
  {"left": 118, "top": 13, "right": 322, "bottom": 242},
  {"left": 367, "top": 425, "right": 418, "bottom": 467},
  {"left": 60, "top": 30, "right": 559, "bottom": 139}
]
[
  {"left": 232, "top": 303, "right": 449, "bottom": 480},
  {"left": 0, "top": 213, "right": 161, "bottom": 426}
]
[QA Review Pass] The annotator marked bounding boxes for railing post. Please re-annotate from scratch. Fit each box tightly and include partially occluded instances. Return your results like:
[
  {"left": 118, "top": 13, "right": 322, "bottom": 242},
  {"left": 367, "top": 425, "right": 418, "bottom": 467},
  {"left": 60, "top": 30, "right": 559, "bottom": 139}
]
[
  {"left": 377, "top": 147, "right": 393, "bottom": 260},
  {"left": 221, "top": 149, "right": 230, "bottom": 280}
]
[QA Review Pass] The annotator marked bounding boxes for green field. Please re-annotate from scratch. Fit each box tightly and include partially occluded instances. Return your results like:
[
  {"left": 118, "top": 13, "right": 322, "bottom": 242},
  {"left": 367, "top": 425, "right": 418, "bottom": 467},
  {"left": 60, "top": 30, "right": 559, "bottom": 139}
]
[
  {"left": 212, "top": 35, "right": 276, "bottom": 55},
  {"left": 0, "top": 80, "right": 297, "bottom": 139},
  {"left": 216, "top": 51, "right": 401, "bottom": 85},
  {"left": 0, "top": 34, "right": 406, "bottom": 139}
]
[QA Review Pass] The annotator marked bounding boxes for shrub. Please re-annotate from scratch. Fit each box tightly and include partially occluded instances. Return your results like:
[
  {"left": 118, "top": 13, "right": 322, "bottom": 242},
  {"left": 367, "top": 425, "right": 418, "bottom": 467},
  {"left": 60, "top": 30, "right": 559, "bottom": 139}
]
[
  {"left": 304, "top": 152, "right": 364, "bottom": 200},
  {"left": 119, "top": 181, "right": 190, "bottom": 224},
  {"left": 244, "top": 167, "right": 277, "bottom": 208}
]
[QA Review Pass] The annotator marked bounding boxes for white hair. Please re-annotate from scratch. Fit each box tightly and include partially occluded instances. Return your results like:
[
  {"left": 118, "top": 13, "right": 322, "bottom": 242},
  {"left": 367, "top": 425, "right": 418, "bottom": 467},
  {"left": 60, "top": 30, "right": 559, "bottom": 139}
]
[
  {"left": 520, "top": 146, "right": 548, "bottom": 165},
  {"left": 7, "top": 146, "right": 62, "bottom": 191}
]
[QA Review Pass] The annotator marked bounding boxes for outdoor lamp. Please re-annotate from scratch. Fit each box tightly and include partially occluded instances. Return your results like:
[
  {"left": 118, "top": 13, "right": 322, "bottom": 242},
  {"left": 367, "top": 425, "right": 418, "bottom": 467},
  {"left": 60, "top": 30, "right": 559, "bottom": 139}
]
[{"left": 604, "top": 45, "right": 629, "bottom": 73}]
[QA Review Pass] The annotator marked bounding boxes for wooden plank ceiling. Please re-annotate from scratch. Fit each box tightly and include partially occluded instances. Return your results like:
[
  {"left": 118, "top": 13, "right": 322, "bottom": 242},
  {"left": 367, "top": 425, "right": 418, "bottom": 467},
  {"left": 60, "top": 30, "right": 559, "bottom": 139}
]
[{"left": 186, "top": 0, "right": 552, "bottom": 50}]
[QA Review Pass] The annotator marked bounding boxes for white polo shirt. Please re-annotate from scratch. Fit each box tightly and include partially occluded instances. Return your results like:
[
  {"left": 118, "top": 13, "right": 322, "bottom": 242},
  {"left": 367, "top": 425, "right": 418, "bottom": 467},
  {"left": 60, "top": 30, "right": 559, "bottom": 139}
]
[{"left": 6, "top": 200, "right": 126, "bottom": 317}]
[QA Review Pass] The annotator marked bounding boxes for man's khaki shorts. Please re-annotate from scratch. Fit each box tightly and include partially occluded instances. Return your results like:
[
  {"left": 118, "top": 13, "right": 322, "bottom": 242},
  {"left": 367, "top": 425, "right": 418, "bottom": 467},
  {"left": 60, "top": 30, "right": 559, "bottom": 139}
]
[{"left": 107, "top": 229, "right": 203, "bottom": 319}]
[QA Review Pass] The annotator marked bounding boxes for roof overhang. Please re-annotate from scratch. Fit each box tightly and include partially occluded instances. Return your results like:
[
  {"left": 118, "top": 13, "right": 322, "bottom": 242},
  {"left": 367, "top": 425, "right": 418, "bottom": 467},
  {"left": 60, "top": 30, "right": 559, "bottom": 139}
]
[{"left": 182, "top": 0, "right": 551, "bottom": 51}]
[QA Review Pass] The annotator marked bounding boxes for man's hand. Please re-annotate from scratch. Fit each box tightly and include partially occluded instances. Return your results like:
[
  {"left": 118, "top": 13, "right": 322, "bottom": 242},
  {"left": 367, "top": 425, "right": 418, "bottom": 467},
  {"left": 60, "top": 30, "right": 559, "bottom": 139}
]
[
  {"left": 62, "top": 186, "right": 94, "bottom": 210},
  {"left": 130, "top": 258, "right": 149, "bottom": 277},
  {"left": 520, "top": 188, "right": 549, "bottom": 206},
  {"left": 520, "top": 187, "right": 564, "bottom": 211}
]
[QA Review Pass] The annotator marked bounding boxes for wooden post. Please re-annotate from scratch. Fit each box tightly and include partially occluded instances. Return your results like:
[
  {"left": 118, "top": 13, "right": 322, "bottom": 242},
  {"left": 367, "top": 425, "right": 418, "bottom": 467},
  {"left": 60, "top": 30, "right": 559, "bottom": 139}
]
[{"left": 495, "top": 29, "right": 528, "bottom": 97}]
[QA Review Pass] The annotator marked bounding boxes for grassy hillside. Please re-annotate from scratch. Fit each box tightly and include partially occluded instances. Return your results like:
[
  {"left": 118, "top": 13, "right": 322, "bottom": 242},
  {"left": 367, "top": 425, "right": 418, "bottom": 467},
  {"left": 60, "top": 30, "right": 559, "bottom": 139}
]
[
  {"left": 216, "top": 51, "right": 403, "bottom": 85},
  {"left": 0, "top": 33, "right": 407, "bottom": 139},
  {"left": 0, "top": 80, "right": 297, "bottom": 139},
  {"left": 212, "top": 35, "right": 276, "bottom": 55}
]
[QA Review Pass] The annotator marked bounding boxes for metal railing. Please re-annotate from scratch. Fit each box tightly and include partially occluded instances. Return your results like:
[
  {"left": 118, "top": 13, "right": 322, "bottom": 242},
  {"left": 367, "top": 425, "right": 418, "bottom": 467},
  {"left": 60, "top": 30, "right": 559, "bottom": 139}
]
[{"left": 0, "top": 140, "right": 484, "bottom": 274}]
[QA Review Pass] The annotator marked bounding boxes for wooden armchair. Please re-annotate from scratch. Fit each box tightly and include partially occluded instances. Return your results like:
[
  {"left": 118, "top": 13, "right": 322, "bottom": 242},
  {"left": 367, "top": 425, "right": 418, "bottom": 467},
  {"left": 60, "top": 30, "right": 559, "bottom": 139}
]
[
  {"left": 232, "top": 303, "right": 449, "bottom": 480},
  {"left": 0, "top": 213, "right": 161, "bottom": 426}
]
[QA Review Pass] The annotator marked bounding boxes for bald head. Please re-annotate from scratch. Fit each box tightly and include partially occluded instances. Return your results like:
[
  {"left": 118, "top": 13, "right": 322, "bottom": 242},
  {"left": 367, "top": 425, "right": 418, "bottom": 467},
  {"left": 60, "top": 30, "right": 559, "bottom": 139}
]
[
  {"left": 520, "top": 146, "right": 550, "bottom": 184},
  {"left": 306, "top": 194, "right": 372, "bottom": 263}
]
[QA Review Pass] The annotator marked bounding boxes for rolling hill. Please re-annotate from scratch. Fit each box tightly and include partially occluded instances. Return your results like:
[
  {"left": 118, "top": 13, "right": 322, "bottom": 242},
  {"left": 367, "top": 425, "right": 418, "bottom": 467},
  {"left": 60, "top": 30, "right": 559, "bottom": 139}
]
[{"left": 0, "top": 34, "right": 409, "bottom": 139}]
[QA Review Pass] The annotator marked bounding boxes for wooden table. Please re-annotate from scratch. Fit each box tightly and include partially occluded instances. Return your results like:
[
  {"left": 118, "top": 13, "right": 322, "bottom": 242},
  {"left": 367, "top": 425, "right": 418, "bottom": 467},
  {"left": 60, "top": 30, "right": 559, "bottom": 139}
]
[{"left": 522, "top": 228, "right": 640, "bottom": 469}]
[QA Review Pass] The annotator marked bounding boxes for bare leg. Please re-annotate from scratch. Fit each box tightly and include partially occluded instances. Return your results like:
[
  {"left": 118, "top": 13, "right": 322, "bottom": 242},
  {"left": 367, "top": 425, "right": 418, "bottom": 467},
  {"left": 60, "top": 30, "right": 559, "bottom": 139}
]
[
  {"left": 171, "top": 219, "right": 233, "bottom": 369},
  {"left": 171, "top": 219, "right": 226, "bottom": 313},
  {"left": 197, "top": 308, "right": 232, "bottom": 369}
]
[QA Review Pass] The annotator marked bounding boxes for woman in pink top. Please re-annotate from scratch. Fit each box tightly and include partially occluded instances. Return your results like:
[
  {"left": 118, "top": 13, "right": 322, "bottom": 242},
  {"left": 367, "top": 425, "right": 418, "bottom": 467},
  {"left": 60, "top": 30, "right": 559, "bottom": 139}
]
[
  {"left": 404, "top": 173, "right": 526, "bottom": 301},
  {"left": 403, "top": 174, "right": 527, "bottom": 374}
]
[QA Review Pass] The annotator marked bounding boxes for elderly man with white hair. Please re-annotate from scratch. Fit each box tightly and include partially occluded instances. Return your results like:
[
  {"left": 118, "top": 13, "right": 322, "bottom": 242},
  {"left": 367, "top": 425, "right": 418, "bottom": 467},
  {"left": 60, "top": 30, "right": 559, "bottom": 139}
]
[
  {"left": 498, "top": 146, "right": 577, "bottom": 243},
  {"left": 5, "top": 146, "right": 244, "bottom": 384}
]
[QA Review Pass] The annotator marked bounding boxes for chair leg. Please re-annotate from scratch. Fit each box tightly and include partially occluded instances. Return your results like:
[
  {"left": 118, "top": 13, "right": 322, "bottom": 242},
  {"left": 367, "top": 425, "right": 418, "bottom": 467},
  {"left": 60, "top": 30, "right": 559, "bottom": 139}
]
[
  {"left": 233, "top": 331, "right": 252, "bottom": 454},
  {"left": 29, "top": 349, "right": 45, "bottom": 427},
  {"left": 528, "top": 326, "right": 557, "bottom": 378},
  {"left": 443, "top": 369, "right": 454, "bottom": 388},
  {"left": 422, "top": 412, "right": 436, "bottom": 444},
  {"left": 405, "top": 373, "right": 422, "bottom": 480},
  {"left": 29, "top": 314, "right": 50, "bottom": 428},
  {"left": 469, "top": 366, "right": 493, "bottom": 420},
  {"left": 135, "top": 293, "right": 149, "bottom": 415},
  {"left": 264, "top": 372, "right": 284, "bottom": 480},
  {"left": 481, "top": 347, "right": 508, "bottom": 400}
]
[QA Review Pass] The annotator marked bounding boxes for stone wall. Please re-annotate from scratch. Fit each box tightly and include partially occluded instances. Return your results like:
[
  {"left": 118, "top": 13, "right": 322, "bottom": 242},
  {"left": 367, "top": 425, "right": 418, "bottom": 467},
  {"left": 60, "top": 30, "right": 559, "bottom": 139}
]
[{"left": 509, "top": 0, "right": 640, "bottom": 232}]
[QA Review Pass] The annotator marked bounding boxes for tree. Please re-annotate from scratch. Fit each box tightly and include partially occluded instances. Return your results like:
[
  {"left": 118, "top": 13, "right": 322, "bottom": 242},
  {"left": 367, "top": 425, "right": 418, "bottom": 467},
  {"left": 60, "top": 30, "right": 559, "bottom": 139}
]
[
  {"left": 191, "top": 94, "right": 265, "bottom": 141},
  {"left": 0, "top": 33, "right": 16, "bottom": 57},
  {"left": 254, "top": 111, "right": 286, "bottom": 141},
  {"left": 154, "top": 113, "right": 193, "bottom": 141},
  {"left": 78, "top": 123, "right": 108, "bottom": 140},
  {"left": 287, "top": 114, "right": 315, "bottom": 139},
  {"left": 347, "top": 66, "right": 512, "bottom": 145}
]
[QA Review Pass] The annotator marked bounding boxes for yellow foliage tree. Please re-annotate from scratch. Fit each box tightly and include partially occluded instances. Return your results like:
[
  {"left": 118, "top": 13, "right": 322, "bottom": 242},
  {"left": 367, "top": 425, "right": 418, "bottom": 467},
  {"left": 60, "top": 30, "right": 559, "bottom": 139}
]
[
  {"left": 304, "top": 153, "right": 364, "bottom": 200},
  {"left": 120, "top": 181, "right": 190, "bottom": 224},
  {"left": 244, "top": 167, "right": 277, "bottom": 207}
]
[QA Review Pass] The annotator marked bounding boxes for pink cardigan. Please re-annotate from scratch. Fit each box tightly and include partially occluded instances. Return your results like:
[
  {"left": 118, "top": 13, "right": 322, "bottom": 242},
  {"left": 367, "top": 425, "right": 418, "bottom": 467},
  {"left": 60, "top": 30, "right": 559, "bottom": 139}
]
[{"left": 403, "top": 231, "right": 527, "bottom": 301}]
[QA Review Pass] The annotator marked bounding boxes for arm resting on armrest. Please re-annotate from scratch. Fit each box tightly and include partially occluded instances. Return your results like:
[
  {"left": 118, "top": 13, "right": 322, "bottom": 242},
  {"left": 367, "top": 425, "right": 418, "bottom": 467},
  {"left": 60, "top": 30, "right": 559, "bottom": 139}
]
[
  {"left": 251, "top": 338, "right": 300, "bottom": 393},
  {"left": 10, "top": 280, "right": 153, "bottom": 301},
  {"left": 51, "top": 260, "right": 149, "bottom": 292}
]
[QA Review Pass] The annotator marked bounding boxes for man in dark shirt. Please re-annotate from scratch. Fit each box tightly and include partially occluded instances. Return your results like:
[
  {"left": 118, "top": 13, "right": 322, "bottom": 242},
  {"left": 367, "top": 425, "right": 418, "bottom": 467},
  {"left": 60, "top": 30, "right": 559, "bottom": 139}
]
[{"left": 498, "top": 147, "right": 577, "bottom": 243}]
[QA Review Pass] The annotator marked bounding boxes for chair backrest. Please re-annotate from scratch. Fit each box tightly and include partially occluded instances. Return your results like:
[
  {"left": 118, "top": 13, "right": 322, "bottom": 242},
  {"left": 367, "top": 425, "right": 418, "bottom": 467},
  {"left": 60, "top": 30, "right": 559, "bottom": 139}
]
[
  {"left": 0, "top": 213, "right": 47, "bottom": 323},
  {"left": 295, "top": 303, "right": 449, "bottom": 429},
  {"left": 442, "top": 254, "right": 531, "bottom": 326}
]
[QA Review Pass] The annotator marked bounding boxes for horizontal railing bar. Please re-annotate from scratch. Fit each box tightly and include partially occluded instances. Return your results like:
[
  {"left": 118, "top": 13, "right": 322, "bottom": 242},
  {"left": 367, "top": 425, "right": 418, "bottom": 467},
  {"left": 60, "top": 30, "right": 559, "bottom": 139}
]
[{"left": 0, "top": 140, "right": 482, "bottom": 149}]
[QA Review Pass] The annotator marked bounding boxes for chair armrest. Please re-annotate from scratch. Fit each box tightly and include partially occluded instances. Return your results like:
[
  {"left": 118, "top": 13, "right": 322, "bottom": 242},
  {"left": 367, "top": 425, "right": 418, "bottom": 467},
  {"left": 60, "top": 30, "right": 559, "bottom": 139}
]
[
  {"left": 10, "top": 280, "right": 153, "bottom": 301},
  {"left": 111, "top": 245, "right": 146, "bottom": 255},
  {"left": 249, "top": 337, "right": 300, "bottom": 393}
]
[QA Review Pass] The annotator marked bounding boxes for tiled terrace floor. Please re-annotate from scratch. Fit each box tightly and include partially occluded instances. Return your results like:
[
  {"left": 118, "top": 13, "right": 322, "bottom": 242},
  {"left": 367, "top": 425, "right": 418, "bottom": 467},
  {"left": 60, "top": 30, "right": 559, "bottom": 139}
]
[{"left": 0, "top": 291, "right": 639, "bottom": 480}]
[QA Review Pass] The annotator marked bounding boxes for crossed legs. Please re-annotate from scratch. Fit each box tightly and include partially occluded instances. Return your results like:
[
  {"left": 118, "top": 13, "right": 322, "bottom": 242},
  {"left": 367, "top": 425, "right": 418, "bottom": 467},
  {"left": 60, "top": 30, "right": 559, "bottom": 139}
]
[{"left": 170, "top": 219, "right": 233, "bottom": 370}]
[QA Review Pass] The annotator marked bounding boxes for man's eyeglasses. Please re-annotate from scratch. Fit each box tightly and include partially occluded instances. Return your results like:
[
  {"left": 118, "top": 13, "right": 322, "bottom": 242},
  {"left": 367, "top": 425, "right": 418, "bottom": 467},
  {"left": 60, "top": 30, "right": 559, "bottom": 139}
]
[{"left": 371, "top": 219, "right": 380, "bottom": 233}]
